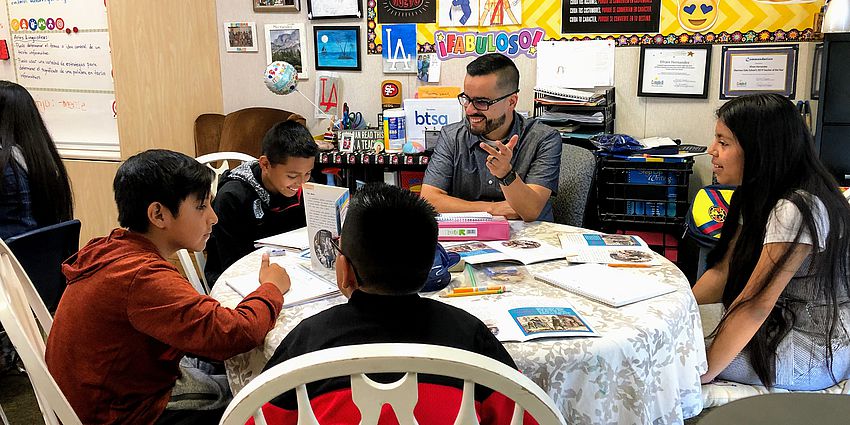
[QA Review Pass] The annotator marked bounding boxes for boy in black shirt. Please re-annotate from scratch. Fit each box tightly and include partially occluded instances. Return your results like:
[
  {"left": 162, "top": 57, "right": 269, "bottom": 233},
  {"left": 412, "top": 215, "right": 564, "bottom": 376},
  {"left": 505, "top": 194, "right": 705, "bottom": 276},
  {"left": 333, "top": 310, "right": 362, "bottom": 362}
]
[{"left": 204, "top": 121, "right": 317, "bottom": 284}]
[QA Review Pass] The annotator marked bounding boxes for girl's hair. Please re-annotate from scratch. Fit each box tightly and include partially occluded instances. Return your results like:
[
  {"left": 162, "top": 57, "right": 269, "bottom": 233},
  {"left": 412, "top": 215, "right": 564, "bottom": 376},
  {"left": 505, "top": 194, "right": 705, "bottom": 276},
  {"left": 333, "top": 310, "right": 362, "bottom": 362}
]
[
  {"left": 707, "top": 93, "right": 850, "bottom": 387},
  {"left": 0, "top": 81, "right": 73, "bottom": 226}
]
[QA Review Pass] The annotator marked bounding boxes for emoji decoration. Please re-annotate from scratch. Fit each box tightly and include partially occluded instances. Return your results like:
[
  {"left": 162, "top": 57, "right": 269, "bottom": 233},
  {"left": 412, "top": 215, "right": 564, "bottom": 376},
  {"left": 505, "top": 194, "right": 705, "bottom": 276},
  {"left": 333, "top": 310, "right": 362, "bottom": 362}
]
[{"left": 677, "top": 0, "right": 719, "bottom": 32}]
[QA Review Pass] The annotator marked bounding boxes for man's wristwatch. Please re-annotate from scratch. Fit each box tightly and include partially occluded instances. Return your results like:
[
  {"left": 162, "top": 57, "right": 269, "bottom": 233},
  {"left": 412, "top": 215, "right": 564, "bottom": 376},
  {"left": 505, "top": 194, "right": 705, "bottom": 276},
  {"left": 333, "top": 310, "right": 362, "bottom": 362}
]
[{"left": 497, "top": 169, "right": 517, "bottom": 186}]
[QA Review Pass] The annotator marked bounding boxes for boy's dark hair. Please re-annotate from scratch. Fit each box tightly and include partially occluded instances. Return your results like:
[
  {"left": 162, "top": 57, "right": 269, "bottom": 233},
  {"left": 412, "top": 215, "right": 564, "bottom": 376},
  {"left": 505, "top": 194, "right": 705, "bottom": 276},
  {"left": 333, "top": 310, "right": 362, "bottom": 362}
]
[
  {"left": 466, "top": 53, "right": 519, "bottom": 93},
  {"left": 340, "top": 183, "right": 438, "bottom": 294},
  {"left": 262, "top": 120, "right": 318, "bottom": 165},
  {"left": 114, "top": 149, "right": 213, "bottom": 232}
]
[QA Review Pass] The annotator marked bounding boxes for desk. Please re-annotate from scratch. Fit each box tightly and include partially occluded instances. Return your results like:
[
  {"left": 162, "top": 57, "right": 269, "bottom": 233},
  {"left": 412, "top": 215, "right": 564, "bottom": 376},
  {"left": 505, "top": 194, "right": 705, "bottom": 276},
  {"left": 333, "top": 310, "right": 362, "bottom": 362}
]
[{"left": 211, "top": 221, "right": 707, "bottom": 424}]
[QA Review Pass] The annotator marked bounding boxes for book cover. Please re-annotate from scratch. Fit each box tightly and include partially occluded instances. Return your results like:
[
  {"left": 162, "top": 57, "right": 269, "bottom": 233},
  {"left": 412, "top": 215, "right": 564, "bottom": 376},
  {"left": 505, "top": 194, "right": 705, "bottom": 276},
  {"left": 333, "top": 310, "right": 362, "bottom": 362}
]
[
  {"left": 444, "top": 238, "right": 564, "bottom": 265},
  {"left": 303, "top": 183, "right": 349, "bottom": 273}
]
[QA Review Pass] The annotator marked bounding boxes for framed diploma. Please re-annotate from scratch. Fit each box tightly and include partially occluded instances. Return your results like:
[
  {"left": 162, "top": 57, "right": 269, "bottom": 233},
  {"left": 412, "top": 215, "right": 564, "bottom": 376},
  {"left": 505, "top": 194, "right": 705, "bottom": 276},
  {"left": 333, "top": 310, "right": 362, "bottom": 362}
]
[
  {"left": 306, "top": 0, "right": 362, "bottom": 19},
  {"left": 720, "top": 45, "right": 798, "bottom": 100},
  {"left": 637, "top": 45, "right": 711, "bottom": 99}
]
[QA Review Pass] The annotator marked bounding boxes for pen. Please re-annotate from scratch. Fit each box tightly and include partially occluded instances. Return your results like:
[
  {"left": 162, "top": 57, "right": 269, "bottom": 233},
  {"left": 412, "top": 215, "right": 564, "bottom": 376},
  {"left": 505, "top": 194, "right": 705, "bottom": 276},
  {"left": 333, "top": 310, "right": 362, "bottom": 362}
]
[
  {"left": 441, "top": 289, "right": 505, "bottom": 298},
  {"left": 452, "top": 285, "right": 505, "bottom": 293},
  {"left": 608, "top": 263, "right": 652, "bottom": 268},
  {"left": 465, "top": 264, "right": 478, "bottom": 288}
]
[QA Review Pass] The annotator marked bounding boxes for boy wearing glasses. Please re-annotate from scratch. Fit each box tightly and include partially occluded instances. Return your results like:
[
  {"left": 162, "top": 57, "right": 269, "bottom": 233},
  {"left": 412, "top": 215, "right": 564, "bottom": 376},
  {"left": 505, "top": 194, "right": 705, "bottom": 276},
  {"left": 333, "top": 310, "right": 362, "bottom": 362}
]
[
  {"left": 205, "top": 120, "right": 318, "bottom": 284},
  {"left": 257, "top": 184, "right": 537, "bottom": 424},
  {"left": 421, "top": 53, "right": 561, "bottom": 222}
]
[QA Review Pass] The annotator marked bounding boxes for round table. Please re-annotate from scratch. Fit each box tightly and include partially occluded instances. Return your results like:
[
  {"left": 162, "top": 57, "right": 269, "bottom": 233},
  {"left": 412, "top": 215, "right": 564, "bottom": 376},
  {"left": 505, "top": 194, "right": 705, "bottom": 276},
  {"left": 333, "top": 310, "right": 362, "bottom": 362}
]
[{"left": 211, "top": 221, "right": 707, "bottom": 424}]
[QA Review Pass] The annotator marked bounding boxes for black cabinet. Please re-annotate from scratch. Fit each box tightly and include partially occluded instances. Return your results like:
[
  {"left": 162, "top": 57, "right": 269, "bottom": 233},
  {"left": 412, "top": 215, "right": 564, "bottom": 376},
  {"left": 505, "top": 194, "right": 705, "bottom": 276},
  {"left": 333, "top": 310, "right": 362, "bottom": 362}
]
[{"left": 814, "top": 33, "right": 850, "bottom": 186}]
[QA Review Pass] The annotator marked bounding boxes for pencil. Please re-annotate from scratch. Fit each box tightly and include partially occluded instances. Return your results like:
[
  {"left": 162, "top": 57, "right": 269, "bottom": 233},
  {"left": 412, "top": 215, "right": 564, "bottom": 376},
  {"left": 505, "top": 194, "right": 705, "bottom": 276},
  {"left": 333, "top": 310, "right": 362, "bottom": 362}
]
[
  {"left": 608, "top": 263, "right": 652, "bottom": 268},
  {"left": 465, "top": 264, "right": 478, "bottom": 288},
  {"left": 452, "top": 285, "right": 505, "bottom": 293},
  {"left": 441, "top": 289, "right": 505, "bottom": 298}
]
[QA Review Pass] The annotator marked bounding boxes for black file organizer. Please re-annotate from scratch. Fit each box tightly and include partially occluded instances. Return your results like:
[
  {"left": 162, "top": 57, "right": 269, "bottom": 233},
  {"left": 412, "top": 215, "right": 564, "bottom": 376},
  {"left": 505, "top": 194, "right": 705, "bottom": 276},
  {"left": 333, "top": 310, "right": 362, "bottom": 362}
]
[
  {"left": 533, "top": 87, "right": 615, "bottom": 149},
  {"left": 595, "top": 156, "right": 694, "bottom": 263}
]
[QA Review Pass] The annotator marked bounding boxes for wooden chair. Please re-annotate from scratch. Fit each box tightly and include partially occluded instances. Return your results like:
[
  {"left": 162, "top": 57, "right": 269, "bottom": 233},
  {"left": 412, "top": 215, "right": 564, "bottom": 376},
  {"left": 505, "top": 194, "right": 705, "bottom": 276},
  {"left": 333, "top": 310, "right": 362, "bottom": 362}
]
[
  {"left": 220, "top": 343, "right": 566, "bottom": 425},
  {"left": 194, "top": 107, "right": 307, "bottom": 158},
  {"left": 176, "top": 153, "right": 256, "bottom": 294},
  {"left": 0, "top": 239, "right": 81, "bottom": 425}
]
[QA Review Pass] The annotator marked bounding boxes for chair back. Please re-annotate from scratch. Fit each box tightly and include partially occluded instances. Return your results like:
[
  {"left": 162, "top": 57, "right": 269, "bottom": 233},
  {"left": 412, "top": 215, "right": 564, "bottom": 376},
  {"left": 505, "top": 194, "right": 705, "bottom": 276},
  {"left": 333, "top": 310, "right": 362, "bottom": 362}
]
[
  {"left": 0, "top": 239, "right": 82, "bottom": 425},
  {"left": 4, "top": 219, "right": 81, "bottom": 314},
  {"left": 220, "top": 343, "right": 566, "bottom": 425},
  {"left": 178, "top": 153, "right": 257, "bottom": 294},
  {"left": 697, "top": 393, "right": 850, "bottom": 425},
  {"left": 553, "top": 144, "right": 596, "bottom": 227}
]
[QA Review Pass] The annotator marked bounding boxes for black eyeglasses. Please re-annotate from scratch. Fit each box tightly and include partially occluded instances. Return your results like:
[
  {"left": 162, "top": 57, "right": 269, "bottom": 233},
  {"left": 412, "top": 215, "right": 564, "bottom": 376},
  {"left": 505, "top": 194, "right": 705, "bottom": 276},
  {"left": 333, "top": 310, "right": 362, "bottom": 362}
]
[
  {"left": 329, "top": 236, "right": 363, "bottom": 285},
  {"left": 457, "top": 90, "right": 519, "bottom": 111}
]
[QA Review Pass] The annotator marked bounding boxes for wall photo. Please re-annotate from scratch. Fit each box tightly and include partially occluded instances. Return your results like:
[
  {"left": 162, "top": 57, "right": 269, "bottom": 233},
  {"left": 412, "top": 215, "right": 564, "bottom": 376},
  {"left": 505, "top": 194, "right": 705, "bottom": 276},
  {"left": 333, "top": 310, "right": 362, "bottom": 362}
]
[
  {"left": 224, "top": 22, "right": 259, "bottom": 52},
  {"left": 254, "top": 0, "right": 300, "bottom": 12},
  {"left": 265, "top": 23, "right": 308, "bottom": 78},
  {"left": 313, "top": 26, "right": 361, "bottom": 71}
]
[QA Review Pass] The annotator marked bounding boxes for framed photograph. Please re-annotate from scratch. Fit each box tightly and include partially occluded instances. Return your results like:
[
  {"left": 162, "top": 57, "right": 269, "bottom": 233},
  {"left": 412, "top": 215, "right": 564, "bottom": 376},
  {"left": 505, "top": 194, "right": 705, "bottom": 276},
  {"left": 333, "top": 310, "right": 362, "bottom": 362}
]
[
  {"left": 254, "top": 0, "right": 300, "bottom": 11},
  {"left": 811, "top": 43, "right": 823, "bottom": 100},
  {"left": 224, "top": 22, "right": 258, "bottom": 52},
  {"left": 313, "top": 26, "right": 361, "bottom": 71},
  {"left": 720, "top": 45, "right": 798, "bottom": 99},
  {"left": 265, "top": 24, "right": 308, "bottom": 79},
  {"left": 637, "top": 44, "right": 711, "bottom": 99},
  {"left": 306, "top": 0, "right": 362, "bottom": 19}
]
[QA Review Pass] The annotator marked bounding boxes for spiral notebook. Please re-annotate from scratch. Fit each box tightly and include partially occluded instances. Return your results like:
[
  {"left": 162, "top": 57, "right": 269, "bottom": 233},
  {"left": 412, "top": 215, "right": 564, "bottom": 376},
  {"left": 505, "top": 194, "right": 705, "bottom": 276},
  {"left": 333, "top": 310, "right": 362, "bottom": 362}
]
[{"left": 533, "top": 264, "right": 675, "bottom": 307}]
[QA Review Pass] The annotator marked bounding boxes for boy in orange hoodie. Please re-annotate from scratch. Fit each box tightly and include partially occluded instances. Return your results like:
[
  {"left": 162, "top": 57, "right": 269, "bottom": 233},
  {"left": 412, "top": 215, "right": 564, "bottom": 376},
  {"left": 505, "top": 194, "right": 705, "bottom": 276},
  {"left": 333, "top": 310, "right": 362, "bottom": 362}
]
[{"left": 45, "top": 149, "right": 291, "bottom": 425}]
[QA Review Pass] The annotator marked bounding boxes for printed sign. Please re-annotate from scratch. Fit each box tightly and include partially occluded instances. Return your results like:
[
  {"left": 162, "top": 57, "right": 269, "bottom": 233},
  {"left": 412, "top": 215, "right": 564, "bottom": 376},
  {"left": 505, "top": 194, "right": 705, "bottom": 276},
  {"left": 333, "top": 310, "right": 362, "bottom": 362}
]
[{"left": 434, "top": 27, "right": 544, "bottom": 60}]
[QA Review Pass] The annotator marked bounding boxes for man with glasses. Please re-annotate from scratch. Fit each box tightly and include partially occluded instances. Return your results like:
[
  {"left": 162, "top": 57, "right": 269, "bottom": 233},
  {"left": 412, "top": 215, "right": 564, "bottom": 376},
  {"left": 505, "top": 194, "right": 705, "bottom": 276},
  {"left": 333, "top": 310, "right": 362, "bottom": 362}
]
[{"left": 421, "top": 53, "right": 561, "bottom": 222}]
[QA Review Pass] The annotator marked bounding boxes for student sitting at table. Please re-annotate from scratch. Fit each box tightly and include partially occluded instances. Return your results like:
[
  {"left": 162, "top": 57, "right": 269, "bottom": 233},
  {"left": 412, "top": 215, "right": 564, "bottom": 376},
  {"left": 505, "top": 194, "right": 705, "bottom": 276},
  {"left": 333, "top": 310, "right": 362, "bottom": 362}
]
[
  {"left": 45, "top": 149, "right": 291, "bottom": 425},
  {"left": 205, "top": 120, "right": 318, "bottom": 284},
  {"left": 693, "top": 93, "right": 850, "bottom": 390},
  {"left": 257, "top": 183, "right": 537, "bottom": 424}
]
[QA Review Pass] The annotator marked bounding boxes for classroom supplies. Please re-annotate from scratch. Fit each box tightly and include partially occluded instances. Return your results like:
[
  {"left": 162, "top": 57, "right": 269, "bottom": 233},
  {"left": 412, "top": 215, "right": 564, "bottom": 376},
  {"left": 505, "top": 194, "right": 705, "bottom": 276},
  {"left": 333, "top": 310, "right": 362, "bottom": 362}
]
[
  {"left": 534, "top": 264, "right": 675, "bottom": 307},
  {"left": 444, "top": 295, "right": 600, "bottom": 342},
  {"left": 225, "top": 261, "right": 340, "bottom": 308},
  {"left": 254, "top": 227, "right": 309, "bottom": 252},
  {"left": 436, "top": 213, "right": 510, "bottom": 241},
  {"left": 441, "top": 288, "right": 505, "bottom": 298},
  {"left": 444, "top": 238, "right": 564, "bottom": 265},
  {"left": 559, "top": 232, "right": 661, "bottom": 266},
  {"left": 452, "top": 285, "right": 506, "bottom": 293}
]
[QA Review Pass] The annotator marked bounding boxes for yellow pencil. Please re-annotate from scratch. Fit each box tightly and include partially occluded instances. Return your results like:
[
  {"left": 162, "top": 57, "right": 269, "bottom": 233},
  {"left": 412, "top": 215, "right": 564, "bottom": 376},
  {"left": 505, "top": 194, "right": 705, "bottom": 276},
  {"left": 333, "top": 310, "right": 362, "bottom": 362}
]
[
  {"left": 441, "top": 289, "right": 505, "bottom": 298},
  {"left": 608, "top": 263, "right": 652, "bottom": 268},
  {"left": 452, "top": 285, "right": 506, "bottom": 293}
]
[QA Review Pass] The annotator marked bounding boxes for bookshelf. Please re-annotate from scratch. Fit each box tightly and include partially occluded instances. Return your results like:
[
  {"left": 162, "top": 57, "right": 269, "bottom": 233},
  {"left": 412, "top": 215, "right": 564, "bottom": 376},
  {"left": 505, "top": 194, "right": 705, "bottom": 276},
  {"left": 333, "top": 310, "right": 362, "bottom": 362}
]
[{"left": 533, "top": 87, "right": 615, "bottom": 149}]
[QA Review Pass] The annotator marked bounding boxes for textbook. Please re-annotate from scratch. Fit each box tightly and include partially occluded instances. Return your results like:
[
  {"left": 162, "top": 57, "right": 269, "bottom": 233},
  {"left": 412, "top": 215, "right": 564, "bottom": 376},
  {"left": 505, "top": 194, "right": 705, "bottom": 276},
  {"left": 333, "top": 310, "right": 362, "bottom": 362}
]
[
  {"left": 559, "top": 233, "right": 662, "bottom": 266},
  {"left": 254, "top": 227, "right": 309, "bottom": 252},
  {"left": 443, "top": 238, "right": 564, "bottom": 265},
  {"left": 303, "top": 183, "right": 349, "bottom": 273},
  {"left": 225, "top": 261, "right": 340, "bottom": 308},
  {"left": 445, "top": 295, "right": 599, "bottom": 342},
  {"left": 436, "top": 213, "right": 510, "bottom": 241},
  {"left": 534, "top": 264, "right": 675, "bottom": 307}
]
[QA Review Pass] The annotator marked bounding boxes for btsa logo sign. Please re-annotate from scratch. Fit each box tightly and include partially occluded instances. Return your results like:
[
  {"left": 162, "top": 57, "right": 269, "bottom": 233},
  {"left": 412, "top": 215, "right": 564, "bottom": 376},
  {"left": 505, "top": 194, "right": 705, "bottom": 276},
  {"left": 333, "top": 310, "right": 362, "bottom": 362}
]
[{"left": 415, "top": 111, "right": 449, "bottom": 125}]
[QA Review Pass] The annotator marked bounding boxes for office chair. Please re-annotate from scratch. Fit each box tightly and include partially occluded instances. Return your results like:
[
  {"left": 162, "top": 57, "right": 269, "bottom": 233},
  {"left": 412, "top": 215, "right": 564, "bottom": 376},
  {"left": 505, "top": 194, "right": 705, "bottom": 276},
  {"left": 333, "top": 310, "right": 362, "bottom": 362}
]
[{"left": 552, "top": 144, "right": 596, "bottom": 227}]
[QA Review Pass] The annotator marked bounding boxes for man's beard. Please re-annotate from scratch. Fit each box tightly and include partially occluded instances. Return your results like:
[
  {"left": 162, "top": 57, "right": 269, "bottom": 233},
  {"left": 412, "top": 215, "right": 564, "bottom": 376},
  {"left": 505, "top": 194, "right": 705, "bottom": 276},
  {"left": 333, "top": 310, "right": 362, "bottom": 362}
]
[{"left": 465, "top": 112, "right": 506, "bottom": 137}]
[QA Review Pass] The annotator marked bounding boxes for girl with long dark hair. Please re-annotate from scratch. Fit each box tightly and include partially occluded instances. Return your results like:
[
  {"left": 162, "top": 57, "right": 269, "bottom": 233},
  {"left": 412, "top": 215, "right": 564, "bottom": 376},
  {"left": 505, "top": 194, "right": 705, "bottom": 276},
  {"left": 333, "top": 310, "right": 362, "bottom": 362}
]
[
  {"left": 0, "top": 81, "right": 73, "bottom": 239},
  {"left": 693, "top": 93, "right": 850, "bottom": 390}
]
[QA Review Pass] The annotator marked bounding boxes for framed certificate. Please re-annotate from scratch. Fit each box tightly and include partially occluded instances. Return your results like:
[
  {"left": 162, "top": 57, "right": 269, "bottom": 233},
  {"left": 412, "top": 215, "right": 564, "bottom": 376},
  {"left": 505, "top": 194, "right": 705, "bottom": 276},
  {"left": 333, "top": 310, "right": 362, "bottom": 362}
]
[
  {"left": 720, "top": 45, "right": 798, "bottom": 100},
  {"left": 306, "top": 0, "right": 362, "bottom": 19},
  {"left": 637, "top": 45, "right": 711, "bottom": 99}
]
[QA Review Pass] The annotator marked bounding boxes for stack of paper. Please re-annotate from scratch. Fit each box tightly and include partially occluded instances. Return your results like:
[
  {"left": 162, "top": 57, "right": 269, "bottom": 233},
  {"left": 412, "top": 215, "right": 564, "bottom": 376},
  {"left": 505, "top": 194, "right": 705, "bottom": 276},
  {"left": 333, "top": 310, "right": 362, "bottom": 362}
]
[
  {"left": 534, "top": 264, "right": 675, "bottom": 307},
  {"left": 254, "top": 227, "right": 309, "bottom": 252}
]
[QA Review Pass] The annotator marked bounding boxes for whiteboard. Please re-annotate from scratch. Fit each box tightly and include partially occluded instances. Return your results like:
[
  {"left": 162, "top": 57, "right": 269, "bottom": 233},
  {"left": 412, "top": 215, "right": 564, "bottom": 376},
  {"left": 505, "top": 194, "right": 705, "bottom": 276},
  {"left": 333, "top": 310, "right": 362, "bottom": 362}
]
[{"left": 5, "top": 0, "right": 119, "bottom": 160}]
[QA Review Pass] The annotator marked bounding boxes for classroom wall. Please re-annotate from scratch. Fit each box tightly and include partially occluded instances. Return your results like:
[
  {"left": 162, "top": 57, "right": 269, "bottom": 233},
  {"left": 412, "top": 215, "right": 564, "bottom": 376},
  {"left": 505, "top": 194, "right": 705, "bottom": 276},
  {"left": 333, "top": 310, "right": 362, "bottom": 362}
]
[{"left": 215, "top": 2, "right": 820, "bottom": 195}]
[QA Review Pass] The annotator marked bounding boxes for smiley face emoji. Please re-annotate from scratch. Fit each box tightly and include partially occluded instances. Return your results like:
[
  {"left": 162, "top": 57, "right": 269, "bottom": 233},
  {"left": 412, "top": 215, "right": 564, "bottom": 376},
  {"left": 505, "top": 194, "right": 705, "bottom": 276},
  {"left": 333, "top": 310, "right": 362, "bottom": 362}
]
[{"left": 677, "top": 0, "right": 719, "bottom": 32}]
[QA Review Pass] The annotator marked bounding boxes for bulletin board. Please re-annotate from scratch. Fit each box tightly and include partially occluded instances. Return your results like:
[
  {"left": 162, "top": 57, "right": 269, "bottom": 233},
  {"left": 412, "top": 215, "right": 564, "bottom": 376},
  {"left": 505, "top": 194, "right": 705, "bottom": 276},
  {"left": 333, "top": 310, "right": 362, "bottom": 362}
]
[
  {"left": 367, "top": 0, "right": 823, "bottom": 55},
  {"left": 2, "top": 0, "right": 119, "bottom": 160}
]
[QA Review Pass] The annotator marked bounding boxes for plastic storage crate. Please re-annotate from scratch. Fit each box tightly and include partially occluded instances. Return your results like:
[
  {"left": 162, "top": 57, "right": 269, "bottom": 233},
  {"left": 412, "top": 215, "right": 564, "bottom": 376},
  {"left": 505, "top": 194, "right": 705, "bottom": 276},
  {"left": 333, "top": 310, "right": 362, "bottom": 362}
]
[{"left": 596, "top": 156, "right": 694, "bottom": 226}]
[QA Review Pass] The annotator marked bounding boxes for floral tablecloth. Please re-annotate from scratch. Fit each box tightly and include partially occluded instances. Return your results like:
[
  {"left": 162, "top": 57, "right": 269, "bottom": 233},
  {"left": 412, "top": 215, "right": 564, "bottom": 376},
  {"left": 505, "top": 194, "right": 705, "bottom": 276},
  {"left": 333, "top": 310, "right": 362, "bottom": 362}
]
[{"left": 211, "top": 221, "right": 707, "bottom": 424}]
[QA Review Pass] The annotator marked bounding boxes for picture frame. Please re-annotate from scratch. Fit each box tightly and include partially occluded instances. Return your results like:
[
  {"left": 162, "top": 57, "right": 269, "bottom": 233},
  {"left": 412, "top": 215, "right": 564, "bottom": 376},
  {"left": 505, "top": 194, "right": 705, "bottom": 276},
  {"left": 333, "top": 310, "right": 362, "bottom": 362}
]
[
  {"left": 253, "top": 0, "right": 300, "bottom": 12},
  {"left": 306, "top": 0, "right": 362, "bottom": 19},
  {"left": 265, "top": 23, "right": 309, "bottom": 79},
  {"left": 313, "top": 26, "right": 361, "bottom": 71},
  {"left": 637, "top": 44, "right": 711, "bottom": 99},
  {"left": 811, "top": 43, "right": 823, "bottom": 100},
  {"left": 720, "top": 45, "right": 798, "bottom": 100},
  {"left": 224, "top": 22, "right": 258, "bottom": 52}
]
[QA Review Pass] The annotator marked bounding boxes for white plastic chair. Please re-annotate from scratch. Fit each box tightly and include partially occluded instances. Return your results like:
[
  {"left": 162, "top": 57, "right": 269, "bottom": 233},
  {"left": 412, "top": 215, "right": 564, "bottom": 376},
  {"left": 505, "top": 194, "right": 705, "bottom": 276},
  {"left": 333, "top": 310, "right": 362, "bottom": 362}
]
[
  {"left": 0, "top": 239, "right": 82, "bottom": 425},
  {"left": 179, "top": 152, "right": 256, "bottom": 294},
  {"left": 219, "top": 343, "right": 566, "bottom": 425}
]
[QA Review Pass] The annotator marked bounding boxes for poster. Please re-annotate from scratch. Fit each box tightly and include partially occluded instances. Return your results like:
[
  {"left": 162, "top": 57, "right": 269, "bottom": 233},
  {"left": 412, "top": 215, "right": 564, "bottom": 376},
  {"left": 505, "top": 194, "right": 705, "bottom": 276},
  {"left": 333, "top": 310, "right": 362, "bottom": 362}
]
[
  {"left": 377, "top": 0, "right": 436, "bottom": 23},
  {"left": 562, "top": 0, "right": 661, "bottom": 34},
  {"left": 382, "top": 24, "right": 417, "bottom": 73}
]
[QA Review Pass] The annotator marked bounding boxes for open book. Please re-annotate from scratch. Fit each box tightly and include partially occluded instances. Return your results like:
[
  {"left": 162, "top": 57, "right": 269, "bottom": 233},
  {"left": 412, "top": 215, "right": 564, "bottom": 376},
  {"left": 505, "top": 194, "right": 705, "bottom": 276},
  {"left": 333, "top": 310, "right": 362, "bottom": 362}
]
[
  {"left": 534, "top": 264, "right": 675, "bottom": 307},
  {"left": 445, "top": 295, "right": 599, "bottom": 342},
  {"left": 559, "top": 233, "right": 661, "bottom": 266},
  {"left": 443, "top": 239, "right": 564, "bottom": 265},
  {"left": 254, "top": 227, "right": 309, "bottom": 252},
  {"left": 303, "top": 183, "right": 349, "bottom": 273},
  {"left": 225, "top": 261, "right": 340, "bottom": 309}
]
